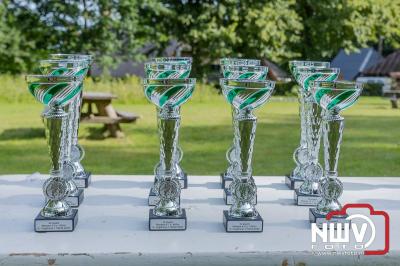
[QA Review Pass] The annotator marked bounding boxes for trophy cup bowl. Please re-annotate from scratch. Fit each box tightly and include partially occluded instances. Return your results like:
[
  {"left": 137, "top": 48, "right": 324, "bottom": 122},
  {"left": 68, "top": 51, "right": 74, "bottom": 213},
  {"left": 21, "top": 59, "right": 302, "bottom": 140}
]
[
  {"left": 145, "top": 62, "right": 191, "bottom": 79},
  {"left": 149, "top": 57, "right": 192, "bottom": 64},
  {"left": 143, "top": 78, "right": 196, "bottom": 231},
  {"left": 309, "top": 81, "right": 363, "bottom": 227},
  {"left": 292, "top": 67, "right": 340, "bottom": 206},
  {"left": 39, "top": 59, "right": 89, "bottom": 77},
  {"left": 220, "top": 58, "right": 261, "bottom": 66},
  {"left": 220, "top": 79, "right": 275, "bottom": 232},
  {"left": 27, "top": 74, "right": 83, "bottom": 232},
  {"left": 49, "top": 54, "right": 93, "bottom": 189},
  {"left": 285, "top": 61, "right": 331, "bottom": 190},
  {"left": 221, "top": 65, "right": 268, "bottom": 80}
]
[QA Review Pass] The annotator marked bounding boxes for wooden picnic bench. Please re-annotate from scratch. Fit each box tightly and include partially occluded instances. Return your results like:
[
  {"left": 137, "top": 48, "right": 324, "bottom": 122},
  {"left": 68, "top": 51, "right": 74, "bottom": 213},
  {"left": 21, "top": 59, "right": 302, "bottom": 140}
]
[{"left": 80, "top": 92, "right": 140, "bottom": 138}]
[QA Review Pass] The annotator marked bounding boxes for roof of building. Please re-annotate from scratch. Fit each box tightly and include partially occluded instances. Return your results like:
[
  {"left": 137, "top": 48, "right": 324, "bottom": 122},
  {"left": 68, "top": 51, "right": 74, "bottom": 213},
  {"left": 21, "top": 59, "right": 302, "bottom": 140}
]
[
  {"left": 261, "top": 59, "right": 290, "bottom": 81},
  {"left": 362, "top": 50, "right": 400, "bottom": 77},
  {"left": 331, "top": 47, "right": 382, "bottom": 80}
]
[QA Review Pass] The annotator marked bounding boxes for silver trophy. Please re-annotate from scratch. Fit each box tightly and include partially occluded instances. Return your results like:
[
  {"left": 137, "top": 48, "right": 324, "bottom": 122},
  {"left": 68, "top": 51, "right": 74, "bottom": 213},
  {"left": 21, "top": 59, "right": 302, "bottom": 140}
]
[
  {"left": 39, "top": 59, "right": 90, "bottom": 207},
  {"left": 309, "top": 81, "right": 363, "bottom": 227},
  {"left": 220, "top": 79, "right": 275, "bottom": 232},
  {"left": 219, "top": 58, "right": 262, "bottom": 190},
  {"left": 49, "top": 54, "right": 93, "bottom": 189},
  {"left": 286, "top": 61, "right": 330, "bottom": 190},
  {"left": 292, "top": 67, "right": 340, "bottom": 206},
  {"left": 27, "top": 75, "right": 83, "bottom": 232},
  {"left": 145, "top": 58, "right": 192, "bottom": 206},
  {"left": 219, "top": 61, "right": 268, "bottom": 206},
  {"left": 143, "top": 78, "right": 196, "bottom": 231}
]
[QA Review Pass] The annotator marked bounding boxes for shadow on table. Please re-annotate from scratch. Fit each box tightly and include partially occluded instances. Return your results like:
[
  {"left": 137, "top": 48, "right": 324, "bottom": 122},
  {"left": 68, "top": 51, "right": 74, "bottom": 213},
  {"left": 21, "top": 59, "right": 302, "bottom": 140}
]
[
  {"left": 344, "top": 181, "right": 400, "bottom": 191},
  {"left": 0, "top": 178, "right": 43, "bottom": 188},
  {"left": 355, "top": 198, "right": 400, "bottom": 210},
  {"left": 84, "top": 194, "right": 147, "bottom": 206},
  {"left": 189, "top": 220, "right": 226, "bottom": 233},
  {"left": 258, "top": 198, "right": 294, "bottom": 206},
  {"left": 258, "top": 182, "right": 289, "bottom": 191},
  {"left": 91, "top": 180, "right": 153, "bottom": 189},
  {"left": 184, "top": 197, "right": 224, "bottom": 206},
  {"left": 0, "top": 194, "right": 42, "bottom": 207},
  {"left": 189, "top": 182, "right": 221, "bottom": 189},
  {"left": 0, "top": 127, "right": 44, "bottom": 140},
  {"left": 79, "top": 215, "right": 148, "bottom": 231},
  {"left": 266, "top": 219, "right": 309, "bottom": 230}
]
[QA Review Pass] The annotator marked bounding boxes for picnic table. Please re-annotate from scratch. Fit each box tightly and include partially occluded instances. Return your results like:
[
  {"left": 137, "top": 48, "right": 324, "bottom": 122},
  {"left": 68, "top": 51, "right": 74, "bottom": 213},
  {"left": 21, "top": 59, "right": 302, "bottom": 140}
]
[{"left": 80, "top": 92, "right": 139, "bottom": 138}]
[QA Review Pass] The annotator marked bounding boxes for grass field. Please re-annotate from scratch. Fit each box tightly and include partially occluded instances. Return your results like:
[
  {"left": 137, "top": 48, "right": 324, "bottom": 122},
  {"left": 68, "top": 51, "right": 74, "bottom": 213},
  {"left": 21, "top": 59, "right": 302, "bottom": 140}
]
[{"left": 0, "top": 96, "right": 398, "bottom": 177}]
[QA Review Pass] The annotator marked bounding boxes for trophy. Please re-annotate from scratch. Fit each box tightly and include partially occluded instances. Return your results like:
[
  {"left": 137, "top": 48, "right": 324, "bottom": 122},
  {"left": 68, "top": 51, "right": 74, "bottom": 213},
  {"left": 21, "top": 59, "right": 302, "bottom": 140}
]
[
  {"left": 286, "top": 61, "right": 330, "bottom": 190},
  {"left": 219, "top": 63, "right": 268, "bottom": 205},
  {"left": 145, "top": 58, "right": 192, "bottom": 206},
  {"left": 309, "top": 81, "right": 363, "bottom": 227},
  {"left": 220, "top": 79, "right": 275, "bottom": 232},
  {"left": 39, "top": 59, "right": 90, "bottom": 207},
  {"left": 49, "top": 54, "right": 93, "bottom": 188},
  {"left": 293, "top": 67, "right": 340, "bottom": 206},
  {"left": 143, "top": 78, "right": 196, "bottom": 231},
  {"left": 27, "top": 74, "right": 83, "bottom": 232},
  {"left": 219, "top": 58, "right": 262, "bottom": 190}
]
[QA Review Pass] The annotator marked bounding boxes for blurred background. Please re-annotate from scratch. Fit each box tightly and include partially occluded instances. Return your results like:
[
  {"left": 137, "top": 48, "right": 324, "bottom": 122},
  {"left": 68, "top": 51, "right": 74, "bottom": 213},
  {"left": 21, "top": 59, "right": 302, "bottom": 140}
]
[{"left": 0, "top": 0, "right": 399, "bottom": 176}]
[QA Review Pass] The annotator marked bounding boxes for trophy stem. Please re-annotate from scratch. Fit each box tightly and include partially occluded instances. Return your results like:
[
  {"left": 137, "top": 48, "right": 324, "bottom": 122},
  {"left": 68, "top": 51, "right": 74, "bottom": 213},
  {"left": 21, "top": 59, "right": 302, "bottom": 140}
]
[
  {"left": 153, "top": 106, "right": 182, "bottom": 216},
  {"left": 41, "top": 105, "right": 72, "bottom": 217},
  {"left": 229, "top": 108, "right": 258, "bottom": 218},
  {"left": 315, "top": 110, "right": 345, "bottom": 215},
  {"left": 298, "top": 95, "right": 323, "bottom": 195}
]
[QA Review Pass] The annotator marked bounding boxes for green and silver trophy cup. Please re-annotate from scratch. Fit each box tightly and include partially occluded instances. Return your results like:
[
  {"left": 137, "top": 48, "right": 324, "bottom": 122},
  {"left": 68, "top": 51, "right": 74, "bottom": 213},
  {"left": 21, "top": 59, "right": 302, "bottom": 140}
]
[
  {"left": 309, "top": 81, "right": 363, "bottom": 228},
  {"left": 220, "top": 79, "right": 275, "bottom": 232},
  {"left": 39, "top": 59, "right": 90, "bottom": 207},
  {"left": 293, "top": 67, "right": 340, "bottom": 206},
  {"left": 145, "top": 57, "right": 192, "bottom": 206},
  {"left": 219, "top": 63, "right": 268, "bottom": 206},
  {"left": 286, "top": 61, "right": 331, "bottom": 190},
  {"left": 27, "top": 75, "right": 84, "bottom": 232},
  {"left": 219, "top": 58, "right": 262, "bottom": 190},
  {"left": 49, "top": 53, "right": 94, "bottom": 189},
  {"left": 143, "top": 78, "right": 196, "bottom": 231}
]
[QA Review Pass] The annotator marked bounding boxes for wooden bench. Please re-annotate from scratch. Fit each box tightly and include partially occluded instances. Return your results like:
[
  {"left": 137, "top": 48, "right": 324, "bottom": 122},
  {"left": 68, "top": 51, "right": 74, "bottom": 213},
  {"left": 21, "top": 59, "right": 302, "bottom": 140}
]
[{"left": 80, "top": 92, "right": 140, "bottom": 138}]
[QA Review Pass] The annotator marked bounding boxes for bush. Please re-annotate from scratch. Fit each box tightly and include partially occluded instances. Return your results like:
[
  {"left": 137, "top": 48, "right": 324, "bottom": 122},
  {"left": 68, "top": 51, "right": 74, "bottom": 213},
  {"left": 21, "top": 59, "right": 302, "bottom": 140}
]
[{"left": 361, "top": 83, "right": 383, "bottom": 96}]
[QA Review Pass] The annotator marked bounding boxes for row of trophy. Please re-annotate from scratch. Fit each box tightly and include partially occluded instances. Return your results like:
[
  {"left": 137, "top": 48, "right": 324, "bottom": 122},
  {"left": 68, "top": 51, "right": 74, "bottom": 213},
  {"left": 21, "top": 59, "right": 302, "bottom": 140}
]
[
  {"left": 26, "top": 55, "right": 363, "bottom": 233},
  {"left": 285, "top": 61, "right": 363, "bottom": 227},
  {"left": 26, "top": 54, "right": 93, "bottom": 232}
]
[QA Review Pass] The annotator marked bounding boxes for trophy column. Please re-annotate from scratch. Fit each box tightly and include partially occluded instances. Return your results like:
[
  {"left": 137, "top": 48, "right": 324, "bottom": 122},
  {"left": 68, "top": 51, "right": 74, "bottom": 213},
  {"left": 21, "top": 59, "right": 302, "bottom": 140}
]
[
  {"left": 294, "top": 97, "right": 323, "bottom": 206},
  {"left": 223, "top": 108, "right": 263, "bottom": 232},
  {"left": 34, "top": 105, "right": 78, "bottom": 232},
  {"left": 149, "top": 106, "right": 186, "bottom": 230},
  {"left": 310, "top": 111, "right": 348, "bottom": 227}
]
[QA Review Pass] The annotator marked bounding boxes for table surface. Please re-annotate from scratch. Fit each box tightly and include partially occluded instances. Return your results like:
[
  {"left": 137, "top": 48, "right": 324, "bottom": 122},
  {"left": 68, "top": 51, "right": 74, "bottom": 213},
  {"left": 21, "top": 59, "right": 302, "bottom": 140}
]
[{"left": 0, "top": 174, "right": 399, "bottom": 264}]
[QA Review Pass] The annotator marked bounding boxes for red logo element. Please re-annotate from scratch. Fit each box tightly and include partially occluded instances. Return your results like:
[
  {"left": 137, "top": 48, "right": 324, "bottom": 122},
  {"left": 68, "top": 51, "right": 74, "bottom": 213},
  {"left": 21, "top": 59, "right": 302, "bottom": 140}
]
[{"left": 326, "top": 203, "right": 390, "bottom": 255}]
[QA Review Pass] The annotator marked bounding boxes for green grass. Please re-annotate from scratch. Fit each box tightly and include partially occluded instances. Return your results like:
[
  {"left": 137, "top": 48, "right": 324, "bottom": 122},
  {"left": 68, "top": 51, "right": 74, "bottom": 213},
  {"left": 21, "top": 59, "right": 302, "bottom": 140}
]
[{"left": 0, "top": 96, "right": 398, "bottom": 176}]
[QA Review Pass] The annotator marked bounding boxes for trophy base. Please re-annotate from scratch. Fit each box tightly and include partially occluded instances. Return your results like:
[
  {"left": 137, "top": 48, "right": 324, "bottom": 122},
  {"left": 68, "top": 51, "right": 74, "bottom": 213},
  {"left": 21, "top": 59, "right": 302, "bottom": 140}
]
[
  {"left": 223, "top": 188, "right": 257, "bottom": 205},
  {"left": 309, "top": 208, "right": 350, "bottom": 229},
  {"left": 74, "top": 171, "right": 91, "bottom": 188},
  {"left": 148, "top": 188, "right": 181, "bottom": 206},
  {"left": 223, "top": 210, "right": 263, "bottom": 233},
  {"left": 285, "top": 174, "right": 304, "bottom": 190},
  {"left": 65, "top": 189, "right": 84, "bottom": 208},
  {"left": 220, "top": 173, "right": 233, "bottom": 189},
  {"left": 148, "top": 209, "right": 187, "bottom": 231},
  {"left": 179, "top": 173, "right": 188, "bottom": 189},
  {"left": 294, "top": 189, "right": 321, "bottom": 206},
  {"left": 34, "top": 209, "right": 78, "bottom": 232}
]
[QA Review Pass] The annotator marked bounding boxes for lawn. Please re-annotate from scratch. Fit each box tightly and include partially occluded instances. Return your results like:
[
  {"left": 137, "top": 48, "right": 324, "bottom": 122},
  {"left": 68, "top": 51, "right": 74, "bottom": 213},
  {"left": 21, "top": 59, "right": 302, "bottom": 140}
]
[{"left": 0, "top": 96, "right": 398, "bottom": 177}]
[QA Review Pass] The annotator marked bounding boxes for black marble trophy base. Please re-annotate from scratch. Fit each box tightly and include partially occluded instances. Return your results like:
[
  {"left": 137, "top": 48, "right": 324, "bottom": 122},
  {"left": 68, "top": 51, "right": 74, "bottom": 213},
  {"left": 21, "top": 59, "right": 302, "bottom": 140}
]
[
  {"left": 223, "top": 188, "right": 257, "bottom": 205},
  {"left": 220, "top": 173, "right": 233, "bottom": 189},
  {"left": 148, "top": 188, "right": 181, "bottom": 206},
  {"left": 65, "top": 189, "right": 84, "bottom": 207},
  {"left": 285, "top": 173, "right": 304, "bottom": 190},
  {"left": 148, "top": 209, "right": 187, "bottom": 231},
  {"left": 179, "top": 173, "right": 188, "bottom": 189},
  {"left": 74, "top": 171, "right": 91, "bottom": 188},
  {"left": 294, "top": 189, "right": 321, "bottom": 206},
  {"left": 223, "top": 210, "right": 263, "bottom": 233},
  {"left": 34, "top": 209, "right": 78, "bottom": 232},
  {"left": 309, "top": 208, "right": 349, "bottom": 229}
]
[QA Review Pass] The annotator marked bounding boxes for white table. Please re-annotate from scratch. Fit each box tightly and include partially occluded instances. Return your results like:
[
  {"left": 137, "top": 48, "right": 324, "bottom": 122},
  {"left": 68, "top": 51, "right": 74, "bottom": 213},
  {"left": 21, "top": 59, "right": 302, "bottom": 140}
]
[{"left": 0, "top": 174, "right": 399, "bottom": 265}]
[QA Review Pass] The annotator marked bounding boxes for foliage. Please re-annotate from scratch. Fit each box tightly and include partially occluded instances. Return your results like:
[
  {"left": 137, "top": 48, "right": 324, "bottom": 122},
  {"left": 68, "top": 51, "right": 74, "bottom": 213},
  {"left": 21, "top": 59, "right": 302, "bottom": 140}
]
[{"left": 361, "top": 82, "right": 383, "bottom": 96}]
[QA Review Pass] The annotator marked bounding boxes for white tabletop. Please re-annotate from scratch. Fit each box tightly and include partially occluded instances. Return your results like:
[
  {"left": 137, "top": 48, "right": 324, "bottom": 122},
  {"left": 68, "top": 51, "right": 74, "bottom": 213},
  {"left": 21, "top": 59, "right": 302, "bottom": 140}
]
[{"left": 0, "top": 174, "right": 399, "bottom": 265}]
